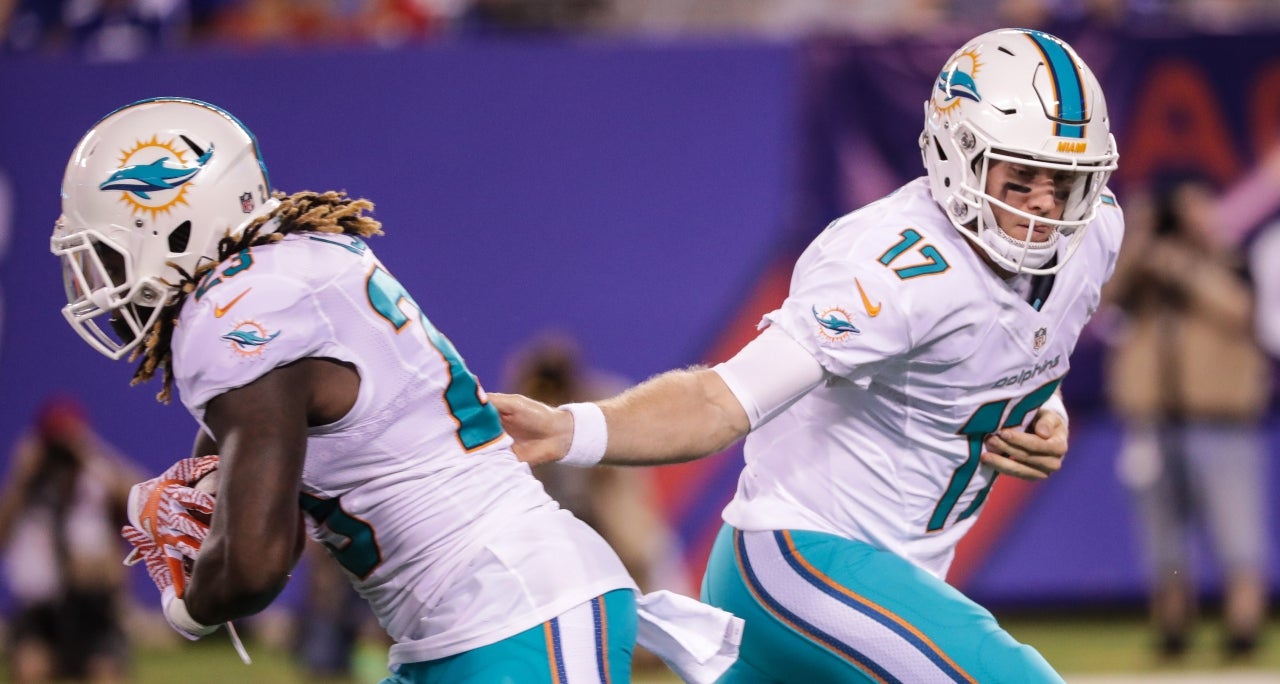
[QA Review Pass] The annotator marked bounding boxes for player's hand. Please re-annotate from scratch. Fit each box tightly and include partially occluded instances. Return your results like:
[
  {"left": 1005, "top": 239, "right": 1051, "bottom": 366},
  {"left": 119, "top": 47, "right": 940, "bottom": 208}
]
[
  {"left": 122, "top": 524, "right": 178, "bottom": 593},
  {"left": 160, "top": 454, "right": 222, "bottom": 485},
  {"left": 122, "top": 482, "right": 214, "bottom": 592},
  {"left": 980, "top": 407, "right": 1068, "bottom": 481},
  {"left": 121, "top": 455, "right": 220, "bottom": 597},
  {"left": 121, "top": 529, "right": 213, "bottom": 640},
  {"left": 122, "top": 478, "right": 220, "bottom": 642},
  {"left": 489, "top": 392, "right": 575, "bottom": 466}
]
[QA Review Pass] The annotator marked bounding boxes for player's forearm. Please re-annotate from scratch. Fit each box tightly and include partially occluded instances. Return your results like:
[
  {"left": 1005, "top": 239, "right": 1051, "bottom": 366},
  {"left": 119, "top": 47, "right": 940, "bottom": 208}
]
[
  {"left": 598, "top": 367, "right": 750, "bottom": 466},
  {"left": 185, "top": 532, "right": 292, "bottom": 624},
  {"left": 184, "top": 463, "right": 300, "bottom": 624}
]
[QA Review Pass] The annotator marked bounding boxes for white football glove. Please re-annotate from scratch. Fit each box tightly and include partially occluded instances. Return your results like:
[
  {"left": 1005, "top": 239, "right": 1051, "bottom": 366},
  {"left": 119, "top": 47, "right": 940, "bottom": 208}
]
[{"left": 121, "top": 455, "right": 220, "bottom": 637}]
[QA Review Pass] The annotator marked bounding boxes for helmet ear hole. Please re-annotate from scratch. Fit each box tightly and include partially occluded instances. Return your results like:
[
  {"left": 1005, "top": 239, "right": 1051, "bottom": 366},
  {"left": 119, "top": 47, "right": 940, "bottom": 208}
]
[{"left": 168, "top": 220, "right": 192, "bottom": 253}]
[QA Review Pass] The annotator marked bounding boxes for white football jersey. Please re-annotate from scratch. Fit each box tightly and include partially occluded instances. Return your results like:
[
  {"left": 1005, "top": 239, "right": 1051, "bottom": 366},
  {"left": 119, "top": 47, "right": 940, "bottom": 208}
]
[
  {"left": 722, "top": 177, "right": 1124, "bottom": 579},
  {"left": 171, "top": 233, "right": 634, "bottom": 664}
]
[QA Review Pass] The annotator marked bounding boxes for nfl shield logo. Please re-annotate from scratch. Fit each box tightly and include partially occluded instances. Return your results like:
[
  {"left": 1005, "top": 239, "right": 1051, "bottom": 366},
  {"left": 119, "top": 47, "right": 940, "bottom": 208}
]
[
  {"left": 239, "top": 192, "right": 254, "bottom": 213},
  {"left": 1033, "top": 327, "right": 1047, "bottom": 351}
]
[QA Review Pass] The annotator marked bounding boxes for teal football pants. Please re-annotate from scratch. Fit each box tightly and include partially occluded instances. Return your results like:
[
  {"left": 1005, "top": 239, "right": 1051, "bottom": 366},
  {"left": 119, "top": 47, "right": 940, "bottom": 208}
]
[
  {"left": 381, "top": 589, "right": 636, "bottom": 684},
  {"left": 701, "top": 525, "right": 1063, "bottom": 683}
]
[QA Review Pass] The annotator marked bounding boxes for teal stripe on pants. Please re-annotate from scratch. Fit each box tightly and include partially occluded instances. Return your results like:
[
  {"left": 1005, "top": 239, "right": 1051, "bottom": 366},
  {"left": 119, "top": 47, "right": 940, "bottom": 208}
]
[{"left": 701, "top": 525, "right": 1063, "bottom": 683}]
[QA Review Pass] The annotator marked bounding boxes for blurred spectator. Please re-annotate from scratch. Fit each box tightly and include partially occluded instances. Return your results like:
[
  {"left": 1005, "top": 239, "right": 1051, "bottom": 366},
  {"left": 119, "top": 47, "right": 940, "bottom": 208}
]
[
  {"left": 199, "top": 0, "right": 446, "bottom": 48},
  {"left": 1, "top": 0, "right": 41, "bottom": 52},
  {"left": 0, "top": 396, "right": 144, "bottom": 683},
  {"left": 1, "top": 0, "right": 65, "bottom": 54},
  {"left": 1251, "top": 218, "right": 1280, "bottom": 357},
  {"left": 1, "top": 0, "right": 190, "bottom": 59},
  {"left": 352, "top": 0, "right": 437, "bottom": 47},
  {"left": 504, "top": 332, "right": 682, "bottom": 596},
  {"left": 461, "top": 0, "right": 602, "bottom": 32},
  {"left": 1175, "top": 0, "right": 1280, "bottom": 33},
  {"left": 64, "top": 0, "right": 190, "bottom": 61},
  {"left": 600, "top": 0, "right": 947, "bottom": 37},
  {"left": 200, "top": 0, "right": 337, "bottom": 47},
  {"left": 1103, "top": 175, "right": 1271, "bottom": 661}
]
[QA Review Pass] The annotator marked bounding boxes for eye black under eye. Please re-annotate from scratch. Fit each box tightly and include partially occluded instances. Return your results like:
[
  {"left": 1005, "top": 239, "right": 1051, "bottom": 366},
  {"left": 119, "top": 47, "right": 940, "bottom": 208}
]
[{"left": 1004, "top": 182, "right": 1031, "bottom": 194}]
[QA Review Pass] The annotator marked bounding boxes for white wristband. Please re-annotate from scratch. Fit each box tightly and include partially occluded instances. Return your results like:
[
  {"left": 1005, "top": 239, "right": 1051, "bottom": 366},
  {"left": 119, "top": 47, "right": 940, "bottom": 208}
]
[
  {"left": 162, "top": 587, "right": 218, "bottom": 639},
  {"left": 560, "top": 402, "right": 608, "bottom": 467},
  {"left": 1041, "top": 392, "right": 1069, "bottom": 430}
]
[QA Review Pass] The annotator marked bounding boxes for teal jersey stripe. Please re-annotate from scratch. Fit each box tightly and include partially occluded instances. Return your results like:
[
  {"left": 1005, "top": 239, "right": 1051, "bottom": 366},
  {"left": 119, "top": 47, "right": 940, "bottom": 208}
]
[{"left": 1025, "top": 31, "right": 1086, "bottom": 139}]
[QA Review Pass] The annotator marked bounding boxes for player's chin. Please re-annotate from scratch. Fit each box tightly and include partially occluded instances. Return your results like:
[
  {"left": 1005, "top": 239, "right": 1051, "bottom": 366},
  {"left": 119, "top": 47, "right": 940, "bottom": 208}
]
[
  {"left": 108, "top": 305, "right": 155, "bottom": 344},
  {"left": 109, "top": 313, "right": 136, "bottom": 344}
]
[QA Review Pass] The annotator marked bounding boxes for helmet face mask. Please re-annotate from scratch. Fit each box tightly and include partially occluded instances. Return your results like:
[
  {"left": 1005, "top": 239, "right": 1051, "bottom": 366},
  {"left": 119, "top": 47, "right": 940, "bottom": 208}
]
[
  {"left": 52, "top": 98, "right": 280, "bottom": 359},
  {"left": 53, "top": 220, "right": 166, "bottom": 357},
  {"left": 920, "top": 29, "right": 1119, "bottom": 275}
]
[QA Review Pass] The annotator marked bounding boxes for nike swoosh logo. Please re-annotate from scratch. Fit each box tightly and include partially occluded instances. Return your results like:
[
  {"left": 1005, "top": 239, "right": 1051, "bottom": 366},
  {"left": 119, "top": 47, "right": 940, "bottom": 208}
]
[
  {"left": 213, "top": 288, "right": 252, "bottom": 319},
  {"left": 855, "top": 278, "right": 881, "bottom": 317}
]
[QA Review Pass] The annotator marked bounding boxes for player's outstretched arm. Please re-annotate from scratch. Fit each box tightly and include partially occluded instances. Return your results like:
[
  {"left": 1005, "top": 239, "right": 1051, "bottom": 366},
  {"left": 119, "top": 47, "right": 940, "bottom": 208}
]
[
  {"left": 492, "top": 366, "right": 750, "bottom": 468},
  {"left": 601, "top": 367, "right": 752, "bottom": 466}
]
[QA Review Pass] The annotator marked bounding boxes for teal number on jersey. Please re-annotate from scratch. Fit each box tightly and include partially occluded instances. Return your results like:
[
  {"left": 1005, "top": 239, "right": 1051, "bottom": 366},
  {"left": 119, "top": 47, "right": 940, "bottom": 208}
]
[
  {"left": 927, "top": 379, "right": 1062, "bottom": 532},
  {"left": 879, "top": 229, "right": 950, "bottom": 279},
  {"left": 194, "top": 248, "right": 255, "bottom": 300},
  {"left": 308, "top": 234, "right": 368, "bottom": 256},
  {"left": 299, "top": 493, "right": 380, "bottom": 578},
  {"left": 365, "top": 266, "right": 504, "bottom": 450}
]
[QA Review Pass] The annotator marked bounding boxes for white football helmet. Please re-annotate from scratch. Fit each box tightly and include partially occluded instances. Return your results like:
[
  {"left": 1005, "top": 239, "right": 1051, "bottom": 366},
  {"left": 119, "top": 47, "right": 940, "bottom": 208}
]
[
  {"left": 52, "top": 98, "right": 280, "bottom": 359},
  {"left": 920, "top": 28, "right": 1118, "bottom": 274}
]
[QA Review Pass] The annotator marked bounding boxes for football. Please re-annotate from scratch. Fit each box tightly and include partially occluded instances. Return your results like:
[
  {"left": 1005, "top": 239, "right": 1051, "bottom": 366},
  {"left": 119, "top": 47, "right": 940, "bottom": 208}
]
[
  {"left": 182, "top": 468, "right": 219, "bottom": 575},
  {"left": 190, "top": 468, "right": 219, "bottom": 525},
  {"left": 192, "top": 467, "right": 219, "bottom": 495}
]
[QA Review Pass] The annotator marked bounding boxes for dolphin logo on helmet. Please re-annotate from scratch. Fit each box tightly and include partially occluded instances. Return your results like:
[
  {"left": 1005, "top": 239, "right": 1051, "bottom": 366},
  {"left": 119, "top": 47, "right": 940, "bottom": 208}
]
[
  {"left": 935, "top": 68, "right": 981, "bottom": 107},
  {"left": 99, "top": 146, "right": 214, "bottom": 200}
]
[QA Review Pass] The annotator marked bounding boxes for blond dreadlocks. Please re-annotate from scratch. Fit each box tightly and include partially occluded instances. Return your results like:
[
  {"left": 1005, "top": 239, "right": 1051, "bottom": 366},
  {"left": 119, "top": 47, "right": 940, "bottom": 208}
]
[{"left": 131, "top": 190, "right": 383, "bottom": 403}]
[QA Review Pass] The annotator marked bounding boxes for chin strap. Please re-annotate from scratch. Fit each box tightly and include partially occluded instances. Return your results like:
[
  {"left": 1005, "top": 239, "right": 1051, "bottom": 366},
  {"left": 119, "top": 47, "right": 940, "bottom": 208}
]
[
  {"left": 226, "top": 622, "right": 252, "bottom": 665},
  {"left": 977, "top": 205, "right": 1059, "bottom": 272}
]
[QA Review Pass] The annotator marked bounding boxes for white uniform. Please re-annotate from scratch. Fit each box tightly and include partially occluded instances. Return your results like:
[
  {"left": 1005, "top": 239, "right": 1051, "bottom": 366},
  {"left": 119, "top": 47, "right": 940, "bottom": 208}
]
[
  {"left": 171, "top": 233, "right": 635, "bottom": 666},
  {"left": 723, "top": 177, "right": 1124, "bottom": 578}
]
